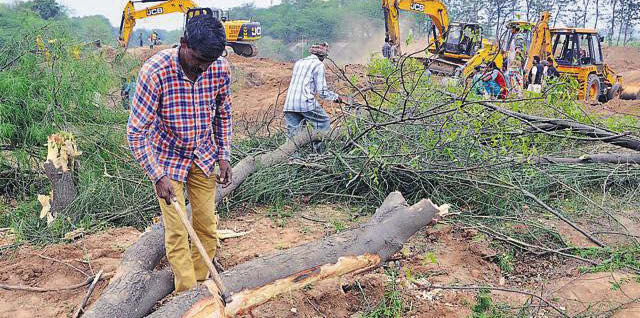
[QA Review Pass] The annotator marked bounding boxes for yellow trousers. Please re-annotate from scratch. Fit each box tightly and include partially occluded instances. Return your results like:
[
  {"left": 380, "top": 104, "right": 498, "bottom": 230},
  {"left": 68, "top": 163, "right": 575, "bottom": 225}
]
[{"left": 158, "top": 165, "right": 218, "bottom": 292}]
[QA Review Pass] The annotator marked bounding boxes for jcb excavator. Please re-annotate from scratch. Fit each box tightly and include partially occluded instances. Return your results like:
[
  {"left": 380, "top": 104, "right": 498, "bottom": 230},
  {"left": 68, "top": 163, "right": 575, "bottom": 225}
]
[
  {"left": 520, "top": 12, "right": 622, "bottom": 102},
  {"left": 381, "top": 0, "right": 502, "bottom": 77},
  {"left": 118, "top": 0, "right": 262, "bottom": 57}
]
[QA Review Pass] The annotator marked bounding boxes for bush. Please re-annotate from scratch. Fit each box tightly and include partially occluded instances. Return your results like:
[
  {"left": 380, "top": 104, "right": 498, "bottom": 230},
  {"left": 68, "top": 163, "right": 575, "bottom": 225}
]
[{"left": 0, "top": 25, "right": 152, "bottom": 244}]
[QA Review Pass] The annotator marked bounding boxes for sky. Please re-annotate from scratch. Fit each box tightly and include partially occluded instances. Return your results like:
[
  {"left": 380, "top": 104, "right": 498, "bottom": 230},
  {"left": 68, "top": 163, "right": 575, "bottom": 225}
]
[{"left": 0, "top": 0, "right": 278, "bottom": 30}]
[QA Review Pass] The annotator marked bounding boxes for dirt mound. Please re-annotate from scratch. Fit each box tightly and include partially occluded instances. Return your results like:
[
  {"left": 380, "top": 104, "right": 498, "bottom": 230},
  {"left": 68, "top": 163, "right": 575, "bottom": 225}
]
[
  {"left": 603, "top": 46, "right": 640, "bottom": 75},
  {"left": 550, "top": 272, "right": 640, "bottom": 317}
]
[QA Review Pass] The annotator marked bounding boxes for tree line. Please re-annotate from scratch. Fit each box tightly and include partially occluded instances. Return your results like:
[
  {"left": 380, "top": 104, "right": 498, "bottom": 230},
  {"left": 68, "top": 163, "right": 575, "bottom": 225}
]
[{"left": 230, "top": 0, "right": 639, "bottom": 51}]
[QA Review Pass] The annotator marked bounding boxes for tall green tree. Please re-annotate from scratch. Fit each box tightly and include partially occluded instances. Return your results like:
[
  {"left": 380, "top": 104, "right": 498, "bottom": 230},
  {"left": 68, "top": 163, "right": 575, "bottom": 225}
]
[{"left": 29, "top": 0, "right": 63, "bottom": 20}]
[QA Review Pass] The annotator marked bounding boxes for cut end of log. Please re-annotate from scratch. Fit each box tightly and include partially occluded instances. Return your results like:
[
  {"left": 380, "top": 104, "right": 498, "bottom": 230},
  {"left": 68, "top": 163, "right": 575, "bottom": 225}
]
[{"left": 436, "top": 203, "right": 451, "bottom": 218}]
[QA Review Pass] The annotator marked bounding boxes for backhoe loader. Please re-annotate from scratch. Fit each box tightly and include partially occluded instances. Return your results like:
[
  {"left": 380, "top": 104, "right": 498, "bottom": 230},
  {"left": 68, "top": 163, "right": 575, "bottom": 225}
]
[
  {"left": 118, "top": 0, "right": 261, "bottom": 57},
  {"left": 519, "top": 12, "right": 623, "bottom": 102},
  {"left": 550, "top": 28, "right": 622, "bottom": 101},
  {"left": 381, "top": 0, "right": 505, "bottom": 78}
]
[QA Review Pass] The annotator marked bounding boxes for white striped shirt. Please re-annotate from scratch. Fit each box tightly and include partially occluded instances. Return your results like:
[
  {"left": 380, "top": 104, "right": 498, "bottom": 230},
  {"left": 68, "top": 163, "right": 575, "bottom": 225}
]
[{"left": 284, "top": 55, "right": 339, "bottom": 112}]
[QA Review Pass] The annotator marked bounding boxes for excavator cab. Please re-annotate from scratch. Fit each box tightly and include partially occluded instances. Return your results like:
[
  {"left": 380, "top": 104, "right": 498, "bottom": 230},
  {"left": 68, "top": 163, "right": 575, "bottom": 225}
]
[
  {"left": 185, "top": 7, "right": 229, "bottom": 23},
  {"left": 183, "top": 7, "right": 260, "bottom": 57},
  {"left": 551, "top": 28, "right": 622, "bottom": 101},
  {"left": 551, "top": 30, "right": 602, "bottom": 66},
  {"left": 434, "top": 23, "right": 482, "bottom": 57}
]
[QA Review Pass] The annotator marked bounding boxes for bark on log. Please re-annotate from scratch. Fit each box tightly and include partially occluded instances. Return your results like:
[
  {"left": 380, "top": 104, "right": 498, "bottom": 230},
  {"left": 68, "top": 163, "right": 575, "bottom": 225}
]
[
  {"left": 215, "top": 128, "right": 331, "bottom": 204},
  {"left": 85, "top": 128, "right": 330, "bottom": 318},
  {"left": 43, "top": 161, "right": 77, "bottom": 214},
  {"left": 82, "top": 223, "right": 174, "bottom": 318},
  {"left": 450, "top": 92, "right": 640, "bottom": 152},
  {"left": 148, "top": 192, "right": 445, "bottom": 318}
]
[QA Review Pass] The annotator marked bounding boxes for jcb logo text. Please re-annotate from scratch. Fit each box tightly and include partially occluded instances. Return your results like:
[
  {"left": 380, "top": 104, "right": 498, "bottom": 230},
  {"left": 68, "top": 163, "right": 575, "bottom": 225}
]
[{"left": 147, "top": 8, "right": 164, "bottom": 16}]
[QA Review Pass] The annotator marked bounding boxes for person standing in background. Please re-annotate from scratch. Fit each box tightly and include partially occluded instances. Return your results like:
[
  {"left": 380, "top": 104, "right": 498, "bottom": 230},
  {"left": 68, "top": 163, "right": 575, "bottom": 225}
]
[{"left": 283, "top": 42, "right": 348, "bottom": 153}]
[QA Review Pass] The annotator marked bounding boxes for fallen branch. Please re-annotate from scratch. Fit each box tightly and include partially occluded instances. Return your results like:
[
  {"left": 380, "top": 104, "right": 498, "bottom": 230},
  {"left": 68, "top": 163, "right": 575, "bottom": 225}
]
[
  {"left": 522, "top": 153, "right": 640, "bottom": 164},
  {"left": 73, "top": 269, "right": 103, "bottom": 318},
  {"left": 450, "top": 92, "right": 640, "bottom": 152},
  {"left": 519, "top": 189, "right": 606, "bottom": 247},
  {"left": 0, "top": 276, "right": 94, "bottom": 292},
  {"left": 35, "top": 253, "right": 89, "bottom": 278}
]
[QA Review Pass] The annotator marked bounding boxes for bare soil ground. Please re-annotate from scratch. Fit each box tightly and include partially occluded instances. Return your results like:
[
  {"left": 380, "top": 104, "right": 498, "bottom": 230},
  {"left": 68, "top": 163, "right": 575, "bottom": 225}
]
[
  {"left": 2, "top": 204, "right": 639, "bottom": 317},
  {"left": 602, "top": 46, "right": 640, "bottom": 114}
]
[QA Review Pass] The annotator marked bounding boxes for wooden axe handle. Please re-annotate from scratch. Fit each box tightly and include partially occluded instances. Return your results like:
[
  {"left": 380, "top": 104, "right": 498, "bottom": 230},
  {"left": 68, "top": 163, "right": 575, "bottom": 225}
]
[{"left": 172, "top": 200, "right": 232, "bottom": 303}]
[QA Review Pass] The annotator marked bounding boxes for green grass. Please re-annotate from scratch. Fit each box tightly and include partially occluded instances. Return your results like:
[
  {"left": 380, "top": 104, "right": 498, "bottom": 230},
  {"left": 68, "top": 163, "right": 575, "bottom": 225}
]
[
  {"left": 575, "top": 245, "right": 640, "bottom": 273},
  {"left": 362, "top": 270, "right": 405, "bottom": 318},
  {"left": 470, "top": 290, "right": 518, "bottom": 318}
]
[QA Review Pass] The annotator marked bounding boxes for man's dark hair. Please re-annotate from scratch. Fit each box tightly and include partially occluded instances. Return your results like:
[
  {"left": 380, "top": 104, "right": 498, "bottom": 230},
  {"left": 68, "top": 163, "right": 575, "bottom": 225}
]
[
  {"left": 546, "top": 56, "right": 553, "bottom": 63},
  {"left": 184, "top": 14, "right": 227, "bottom": 59},
  {"left": 533, "top": 56, "right": 540, "bottom": 63}
]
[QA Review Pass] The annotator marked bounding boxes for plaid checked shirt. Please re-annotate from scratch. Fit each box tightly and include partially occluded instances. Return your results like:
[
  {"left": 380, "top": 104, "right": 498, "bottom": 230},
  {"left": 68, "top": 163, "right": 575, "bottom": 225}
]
[
  {"left": 127, "top": 48, "right": 232, "bottom": 183},
  {"left": 283, "top": 55, "right": 338, "bottom": 112}
]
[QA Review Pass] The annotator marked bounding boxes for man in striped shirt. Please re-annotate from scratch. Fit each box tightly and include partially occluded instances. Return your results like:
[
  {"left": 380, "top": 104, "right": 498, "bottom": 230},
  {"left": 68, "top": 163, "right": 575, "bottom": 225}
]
[
  {"left": 283, "top": 42, "right": 346, "bottom": 152},
  {"left": 127, "top": 14, "right": 232, "bottom": 293}
]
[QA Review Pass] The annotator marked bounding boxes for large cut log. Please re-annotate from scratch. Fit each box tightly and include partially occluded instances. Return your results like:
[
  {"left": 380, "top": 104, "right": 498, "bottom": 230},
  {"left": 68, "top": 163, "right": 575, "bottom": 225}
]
[
  {"left": 82, "top": 223, "right": 174, "bottom": 317},
  {"left": 148, "top": 192, "right": 447, "bottom": 318},
  {"left": 84, "top": 128, "right": 331, "bottom": 318}
]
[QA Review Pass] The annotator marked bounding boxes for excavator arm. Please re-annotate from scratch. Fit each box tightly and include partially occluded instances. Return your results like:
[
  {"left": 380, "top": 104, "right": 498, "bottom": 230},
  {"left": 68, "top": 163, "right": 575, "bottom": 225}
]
[
  {"left": 523, "top": 11, "right": 553, "bottom": 72},
  {"left": 119, "top": 0, "right": 199, "bottom": 48},
  {"left": 382, "top": 0, "right": 449, "bottom": 55}
]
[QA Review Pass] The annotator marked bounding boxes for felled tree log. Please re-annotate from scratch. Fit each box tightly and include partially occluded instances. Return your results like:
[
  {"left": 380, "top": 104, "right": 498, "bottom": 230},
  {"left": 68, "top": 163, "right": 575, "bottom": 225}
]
[
  {"left": 38, "top": 132, "right": 82, "bottom": 224},
  {"left": 215, "top": 128, "right": 332, "bottom": 203},
  {"left": 82, "top": 223, "right": 174, "bottom": 317},
  {"left": 148, "top": 192, "right": 447, "bottom": 318},
  {"left": 449, "top": 92, "right": 640, "bottom": 152},
  {"left": 523, "top": 152, "right": 640, "bottom": 164},
  {"left": 85, "top": 128, "right": 331, "bottom": 318}
]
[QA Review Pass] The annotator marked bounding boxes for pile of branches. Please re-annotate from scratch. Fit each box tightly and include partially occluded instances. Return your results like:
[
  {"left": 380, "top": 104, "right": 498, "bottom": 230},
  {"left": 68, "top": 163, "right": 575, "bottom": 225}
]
[{"left": 228, "top": 56, "right": 640, "bottom": 264}]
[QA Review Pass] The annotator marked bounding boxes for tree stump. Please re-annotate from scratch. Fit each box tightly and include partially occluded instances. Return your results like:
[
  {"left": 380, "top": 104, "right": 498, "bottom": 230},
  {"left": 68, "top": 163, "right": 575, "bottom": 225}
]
[{"left": 38, "top": 132, "right": 81, "bottom": 224}]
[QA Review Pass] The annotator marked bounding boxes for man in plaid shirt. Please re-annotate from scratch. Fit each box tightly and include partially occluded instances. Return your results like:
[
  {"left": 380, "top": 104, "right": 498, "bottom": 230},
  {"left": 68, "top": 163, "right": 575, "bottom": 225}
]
[{"left": 127, "top": 14, "right": 232, "bottom": 293}]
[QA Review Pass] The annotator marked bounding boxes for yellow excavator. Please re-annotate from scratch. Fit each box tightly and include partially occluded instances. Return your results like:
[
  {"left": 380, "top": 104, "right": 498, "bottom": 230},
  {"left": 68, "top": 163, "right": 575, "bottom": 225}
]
[
  {"left": 118, "top": 0, "right": 262, "bottom": 57},
  {"left": 520, "top": 12, "right": 623, "bottom": 102},
  {"left": 381, "top": 0, "right": 502, "bottom": 77}
]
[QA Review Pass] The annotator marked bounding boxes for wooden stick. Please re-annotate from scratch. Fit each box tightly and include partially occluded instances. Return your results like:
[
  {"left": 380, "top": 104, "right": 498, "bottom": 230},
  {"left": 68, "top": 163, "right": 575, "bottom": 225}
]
[
  {"left": 0, "top": 276, "right": 93, "bottom": 292},
  {"left": 171, "top": 200, "right": 231, "bottom": 304},
  {"left": 520, "top": 189, "right": 606, "bottom": 247},
  {"left": 73, "top": 269, "right": 103, "bottom": 318}
]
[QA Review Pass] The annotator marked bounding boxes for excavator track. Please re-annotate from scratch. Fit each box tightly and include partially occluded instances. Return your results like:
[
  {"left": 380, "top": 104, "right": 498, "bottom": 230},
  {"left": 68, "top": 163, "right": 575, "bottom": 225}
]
[{"left": 228, "top": 42, "right": 258, "bottom": 58}]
